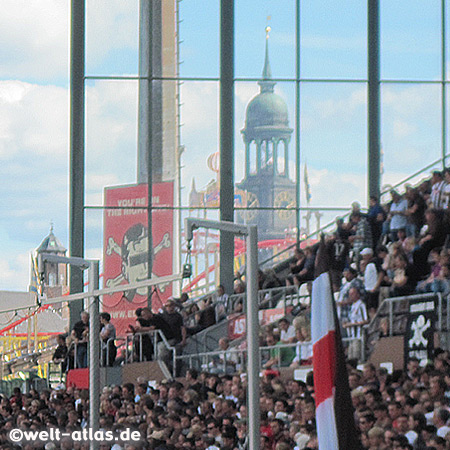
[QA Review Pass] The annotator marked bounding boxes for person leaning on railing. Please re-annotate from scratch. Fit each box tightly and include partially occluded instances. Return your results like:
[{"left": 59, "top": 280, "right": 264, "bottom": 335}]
[
  {"left": 52, "top": 334, "right": 69, "bottom": 373},
  {"left": 263, "top": 333, "right": 295, "bottom": 369},
  {"left": 100, "top": 312, "right": 116, "bottom": 367}
]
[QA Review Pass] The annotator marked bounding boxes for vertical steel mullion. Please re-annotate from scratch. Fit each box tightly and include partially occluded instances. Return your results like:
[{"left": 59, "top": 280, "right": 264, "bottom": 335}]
[
  {"left": 69, "top": 0, "right": 85, "bottom": 329},
  {"left": 139, "top": 0, "right": 154, "bottom": 303},
  {"left": 441, "top": 0, "right": 447, "bottom": 168},
  {"left": 219, "top": 0, "right": 235, "bottom": 295},
  {"left": 368, "top": 0, "right": 381, "bottom": 201},
  {"left": 295, "top": 0, "right": 301, "bottom": 243}
]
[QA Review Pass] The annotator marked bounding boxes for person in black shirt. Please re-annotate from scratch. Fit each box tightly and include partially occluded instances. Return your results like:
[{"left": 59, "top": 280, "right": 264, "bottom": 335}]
[
  {"left": 130, "top": 308, "right": 157, "bottom": 361},
  {"left": 71, "top": 311, "right": 89, "bottom": 368},
  {"left": 160, "top": 299, "right": 186, "bottom": 345},
  {"left": 159, "top": 299, "right": 186, "bottom": 374},
  {"left": 52, "top": 334, "right": 69, "bottom": 373}
]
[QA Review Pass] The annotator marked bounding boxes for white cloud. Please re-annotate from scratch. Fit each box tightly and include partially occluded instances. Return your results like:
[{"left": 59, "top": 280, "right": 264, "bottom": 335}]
[
  {"left": 313, "top": 87, "right": 366, "bottom": 121},
  {"left": 0, "top": 0, "right": 69, "bottom": 81},
  {"left": 0, "top": 81, "right": 68, "bottom": 158},
  {"left": 180, "top": 82, "right": 219, "bottom": 132},
  {"left": 85, "top": 0, "right": 138, "bottom": 68},
  {"left": 0, "top": 0, "right": 138, "bottom": 82},
  {"left": 0, "top": 253, "right": 30, "bottom": 291},
  {"left": 392, "top": 119, "right": 415, "bottom": 139}
]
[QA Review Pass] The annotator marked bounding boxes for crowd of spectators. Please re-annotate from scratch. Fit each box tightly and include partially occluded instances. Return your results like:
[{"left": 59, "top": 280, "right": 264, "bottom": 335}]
[
  {"left": 4, "top": 350, "right": 450, "bottom": 450},
  {"left": 35, "top": 170, "right": 450, "bottom": 449},
  {"left": 282, "top": 171, "right": 450, "bottom": 317},
  {"left": 52, "top": 170, "right": 450, "bottom": 373}
]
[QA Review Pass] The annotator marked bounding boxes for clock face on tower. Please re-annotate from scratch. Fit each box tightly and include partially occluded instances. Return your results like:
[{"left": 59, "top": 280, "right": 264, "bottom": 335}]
[
  {"left": 238, "top": 191, "right": 259, "bottom": 222},
  {"left": 275, "top": 190, "right": 295, "bottom": 220}
]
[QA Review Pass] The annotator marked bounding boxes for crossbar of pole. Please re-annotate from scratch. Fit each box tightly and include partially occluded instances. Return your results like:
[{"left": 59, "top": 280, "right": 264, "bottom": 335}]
[
  {"left": 39, "top": 273, "right": 182, "bottom": 307},
  {"left": 185, "top": 218, "right": 260, "bottom": 450}
]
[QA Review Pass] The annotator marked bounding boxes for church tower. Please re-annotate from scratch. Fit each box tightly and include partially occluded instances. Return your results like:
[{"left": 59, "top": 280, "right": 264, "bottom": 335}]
[
  {"left": 237, "top": 28, "right": 296, "bottom": 240},
  {"left": 36, "top": 226, "right": 68, "bottom": 297}
]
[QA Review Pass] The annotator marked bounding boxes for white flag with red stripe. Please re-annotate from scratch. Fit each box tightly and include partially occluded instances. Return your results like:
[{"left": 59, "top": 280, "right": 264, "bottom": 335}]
[{"left": 312, "top": 241, "right": 361, "bottom": 450}]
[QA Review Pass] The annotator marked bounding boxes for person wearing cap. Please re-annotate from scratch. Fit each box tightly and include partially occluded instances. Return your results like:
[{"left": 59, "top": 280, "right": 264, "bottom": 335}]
[
  {"left": 360, "top": 247, "right": 380, "bottom": 315},
  {"left": 336, "top": 267, "right": 365, "bottom": 334}
]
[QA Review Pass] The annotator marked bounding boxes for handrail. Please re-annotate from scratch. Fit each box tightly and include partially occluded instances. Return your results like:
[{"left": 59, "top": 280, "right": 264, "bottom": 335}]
[
  {"left": 124, "top": 329, "right": 177, "bottom": 368},
  {"left": 364, "top": 292, "right": 449, "bottom": 361},
  {"left": 176, "top": 337, "right": 364, "bottom": 373},
  {"left": 380, "top": 155, "right": 449, "bottom": 196},
  {"left": 367, "top": 292, "right": 439, "bottom": 336},
  {"left": 258, "top": 211, "right": 351, "bottom": 268},
  {"left": 259, "top": 154, "right": 448, "bottom": 270}
]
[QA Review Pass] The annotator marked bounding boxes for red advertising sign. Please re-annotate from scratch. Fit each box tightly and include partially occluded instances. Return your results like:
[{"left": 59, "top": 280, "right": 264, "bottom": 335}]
[
  {"left": 227, "top": 308, "right": 287, "bottom": 340},
  {"left": 103, "top": 182, "right": 174, "bottom": 336}
]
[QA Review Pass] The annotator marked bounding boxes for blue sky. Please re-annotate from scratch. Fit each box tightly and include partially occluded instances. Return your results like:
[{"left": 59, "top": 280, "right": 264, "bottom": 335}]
[{"left": 0, "top": 0, "right": 449, "bottom": 290}]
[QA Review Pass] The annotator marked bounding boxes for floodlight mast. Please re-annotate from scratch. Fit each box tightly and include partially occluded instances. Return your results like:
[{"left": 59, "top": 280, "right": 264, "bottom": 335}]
[
  {"left": 185, "top": 218, "right": 260, "bottom": 450},
  {"left": 38, "top": 253, "right": 100, "bottom": 450}
]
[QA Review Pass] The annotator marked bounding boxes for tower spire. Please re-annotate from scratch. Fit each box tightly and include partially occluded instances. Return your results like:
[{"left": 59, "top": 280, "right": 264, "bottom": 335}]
[{"left": 258, "top": 26, "right": 276, "bottom": 93}]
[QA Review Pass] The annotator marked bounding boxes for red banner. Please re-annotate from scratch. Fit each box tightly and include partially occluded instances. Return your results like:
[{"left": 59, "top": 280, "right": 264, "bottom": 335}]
[{"left": 103, "top": 183, "right": 174, "bottom": 336}]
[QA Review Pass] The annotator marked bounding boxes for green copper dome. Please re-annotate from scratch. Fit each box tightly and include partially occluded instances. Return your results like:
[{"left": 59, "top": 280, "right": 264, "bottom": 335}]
[{"left": 245, "top": 91, "right": 289, "bottom": 129}]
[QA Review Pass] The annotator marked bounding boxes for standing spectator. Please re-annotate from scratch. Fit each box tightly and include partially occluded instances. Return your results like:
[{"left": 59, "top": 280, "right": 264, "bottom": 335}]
[
  {"left": 130, "top": 307, "right": 157, "bottom": 361},
  {"left": 405, "top": 187, "right": 426, "bottom": 237},
  {"left": 100, "top": 312, "right": 117, "bottom": 367},
  {"left": 328, "top": 231, "right": 351, "bottom": 288},
  {"left": 349, "top": 212, "right": 373, "bottom": 260},
  {"left": 160, "top": 299, "right": 186, "bottom": 347},
  {"left": 336, "top": 267, "right": 365, "bottom": 331},
  {"left": 360, "top": 247, "right": 380, "bottom": 315},
  {"left": 215, "top": 285, "right": 229, "bottom": 322},
  {"left": 53, "top": 334, "right": 69, "bottom": 373},
  {"left": 387, "top": 191, "right": 408, "bottom": 243},
  {"left": 367, "top": 196, "right": 385, "bottom": 247},
  {"left": 343, "top": 287, "right": 369, "bottom": 361},
  {"left": 442, "top": 167, "right": 450, "bottom": 209},
  {"left": 160, "top": 299, "right": 186, "bottom": 373},
  {"left": 72, "top": 311, "right": 89, "bottom": 368},
  {"left": 430, "top": 171, "right": 448, "bottom": 209}
]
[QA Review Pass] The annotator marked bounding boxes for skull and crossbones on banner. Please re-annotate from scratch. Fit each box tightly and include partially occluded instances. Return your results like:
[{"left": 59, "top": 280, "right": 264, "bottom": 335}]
[
  {"left": 106, "top": 223, "right": 171, "bottom": 301},
  {"left": 408, "top": 314, "right": 431, "bottom": 348}
]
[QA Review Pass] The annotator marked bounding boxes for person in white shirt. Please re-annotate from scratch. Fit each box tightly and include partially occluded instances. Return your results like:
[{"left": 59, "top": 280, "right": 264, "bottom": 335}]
[
  {"left": 430, "top": 171, "right": 448, "bottom": 209},
  {"left": 388, "top": 190, "right": 408, "bottom": 241},
  {"left": 343, "top": 287, "right": 369, "bottom": 360},
  {"left": 360, "top": 247, "right": 381, "bottom": 315},
  {"left": 279, "top": 318, "right": 296, "bottom": 343},
  {"left": 215, "top": 284, "right": 229, "bottom": 321},
  {"left": 442, "top": 168, "right": 450, "bottom": 209}
]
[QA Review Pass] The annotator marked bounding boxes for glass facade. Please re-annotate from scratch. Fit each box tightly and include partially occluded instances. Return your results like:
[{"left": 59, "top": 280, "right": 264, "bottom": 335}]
[{"left": 78, "top": 0, "right": 450, "bottom": 293}]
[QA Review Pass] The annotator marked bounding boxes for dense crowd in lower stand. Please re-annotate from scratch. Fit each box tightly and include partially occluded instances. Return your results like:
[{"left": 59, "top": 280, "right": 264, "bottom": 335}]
[
  {"left": 4, "top": 170, "right": 450, "bottom": 449},
  {"left": 2, "top": 353, "right": 450, "bottom": 449}
]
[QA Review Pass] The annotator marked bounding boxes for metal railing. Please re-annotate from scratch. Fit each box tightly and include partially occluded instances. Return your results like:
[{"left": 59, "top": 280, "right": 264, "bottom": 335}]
[
  {"left": 176, "top": 338, "right": 364, "bottom": 376},
  {"left": 259, "top": 155, "right": 448, "bottom": 270},
  {"left": 365, "top": 292, "right": 450, "bottom": 357},
  {"left": 123, "top": 329, "right": 177, "bottom": 373}
]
